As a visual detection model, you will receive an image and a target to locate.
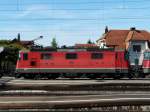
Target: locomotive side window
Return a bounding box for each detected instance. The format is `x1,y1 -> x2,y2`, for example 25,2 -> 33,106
91,53 -> 103,59
133,45 -> 141,52
23,53 -> 28,60
41,53 -> 52,60
66,53 -> 77,59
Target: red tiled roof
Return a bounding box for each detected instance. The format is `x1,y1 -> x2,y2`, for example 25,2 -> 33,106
20,41 -> 34,45
105,30 -> 129,46
99,29 -> 150,50
131,30 -> 150,41
75,44 -> 98,48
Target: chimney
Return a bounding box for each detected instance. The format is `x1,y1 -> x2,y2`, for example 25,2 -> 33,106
130,27 -> 136,31
105,26 -> 109,34
17,33 -> 21,41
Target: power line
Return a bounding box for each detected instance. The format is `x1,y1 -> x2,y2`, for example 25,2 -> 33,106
0,1 -> 148,27
0,0 -> 149,12
0,7 -> 149,12
0,29 -> 101,32
0,0 -> 149,6
17,0 -> 20,11
17,0 -> 150,4
0,17 -> 149,21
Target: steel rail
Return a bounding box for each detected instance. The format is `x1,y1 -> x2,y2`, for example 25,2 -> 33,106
0,96 -> 150,109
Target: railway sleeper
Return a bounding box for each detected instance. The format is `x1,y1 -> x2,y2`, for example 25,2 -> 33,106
14,72 -> 147,80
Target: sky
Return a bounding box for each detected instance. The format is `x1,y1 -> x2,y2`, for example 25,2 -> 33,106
0,0 -> 150,46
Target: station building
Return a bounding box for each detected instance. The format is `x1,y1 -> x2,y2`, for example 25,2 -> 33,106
97,27 -> 150,66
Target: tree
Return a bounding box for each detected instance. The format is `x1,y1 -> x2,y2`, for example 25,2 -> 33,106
87,39 -> 93,44
51,38 -> 58,48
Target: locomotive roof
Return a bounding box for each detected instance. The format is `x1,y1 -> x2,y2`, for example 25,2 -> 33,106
28,47 -> 115,52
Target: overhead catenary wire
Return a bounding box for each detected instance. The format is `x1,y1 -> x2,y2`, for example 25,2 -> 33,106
0,1 -> 149,7
0,0 -> 149,10
0,17 -> 149,21
8,0 -> 150,4
0,0 -> 149,33
0,7 -> 150,11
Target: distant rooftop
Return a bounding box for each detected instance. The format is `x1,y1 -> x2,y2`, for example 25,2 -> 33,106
97,27 -> 150,50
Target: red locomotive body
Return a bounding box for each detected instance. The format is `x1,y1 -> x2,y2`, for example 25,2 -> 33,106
143,50 -> 150,74
15,48 -> 129,79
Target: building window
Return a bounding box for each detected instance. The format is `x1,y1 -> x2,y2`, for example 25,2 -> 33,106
41,53 -> 52,60
23,53 -> 28,60
91,53 -> 103,59
133,45 -> 141,52
66,53 -> 77,59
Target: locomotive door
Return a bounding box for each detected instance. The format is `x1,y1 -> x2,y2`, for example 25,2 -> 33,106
115,52 -> 123,73
30,53 -> 38,68
30,60 -> 37,67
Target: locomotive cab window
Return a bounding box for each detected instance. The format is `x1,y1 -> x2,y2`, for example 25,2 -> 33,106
41,53 -> 52,60
91,53 -> 103,59
66,53 -> 77,59
23,53 -> 28,60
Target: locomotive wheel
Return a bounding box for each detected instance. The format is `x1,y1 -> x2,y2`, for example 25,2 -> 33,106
24,74 -> 31,79
51,76 -> 58,80
24,74 -> 35,79
87,74 -> 96,79
47,74 -> 59,80
63,73 -> 79,79
128,74 -> 133,79
130,73 -> 141,79
34,74 -> 41,80
15,74 -> 21,79
134,73 -> 140,78
113,75 -> 121,80
139,74 -> 145,78
47,75 -> 53,79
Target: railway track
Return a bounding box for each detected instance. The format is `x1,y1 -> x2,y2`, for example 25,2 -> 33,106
0,95 -> 150,110
2,79 -> 150,96
0,107 -> 148,112
3,79 -> 150,91
0,77 -> 13,86
0,90 -> 150,96
1,78 -> 150,111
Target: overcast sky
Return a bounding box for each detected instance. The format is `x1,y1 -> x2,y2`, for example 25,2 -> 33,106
0,0 -> 149,46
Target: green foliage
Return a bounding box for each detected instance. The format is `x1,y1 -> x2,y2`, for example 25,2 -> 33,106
0,40 -> 26,65
87,39 -> 94,44
51,38 -> 58,48
0,40 -> 10,46
0,40 -> 25,49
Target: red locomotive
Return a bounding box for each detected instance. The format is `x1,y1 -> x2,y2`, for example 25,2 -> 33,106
143,50 -> 150,75
15,47 -> 131,79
